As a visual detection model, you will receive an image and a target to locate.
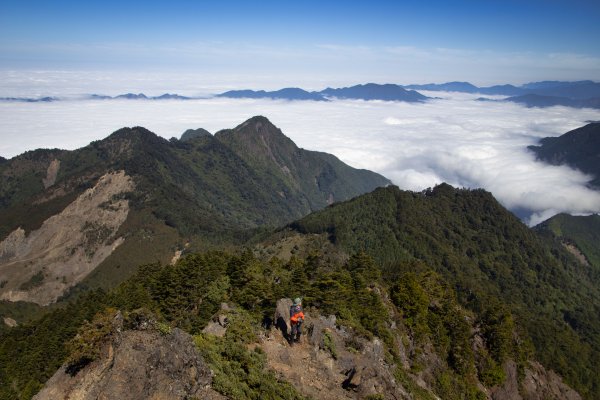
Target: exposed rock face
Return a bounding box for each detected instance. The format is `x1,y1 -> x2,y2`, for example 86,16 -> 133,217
522,361 -> 582,400
490,360 -> 581,400
274,297 -> 293,336
263,301 -> 581,400
0,171 -> 134,305
561,241 -> 590,266
34,327 -> 222,400
262,312 -> 412,399
42,159 -> 60,188
202,303 -> 231,338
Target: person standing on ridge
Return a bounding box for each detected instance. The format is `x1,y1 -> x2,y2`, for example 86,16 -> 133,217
290,297 -> 305,344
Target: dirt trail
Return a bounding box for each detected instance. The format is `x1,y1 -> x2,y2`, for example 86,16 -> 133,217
261,300 -> 410,400
261,325 -> 354,399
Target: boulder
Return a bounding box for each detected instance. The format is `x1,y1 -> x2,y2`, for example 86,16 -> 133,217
202,309 -> 230,338
274,298 -> 293,338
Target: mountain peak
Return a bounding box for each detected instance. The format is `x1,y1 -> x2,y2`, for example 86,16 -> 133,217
180,127 -> 211,142
235,115 -> 279,134
104,126 -> 170,147
215,116 -> 290,144
107,126 -> 156,139
320,83 -> 429,102
215,116 -> 297,162
114,93 -> 148,100
93,126 -> 171,161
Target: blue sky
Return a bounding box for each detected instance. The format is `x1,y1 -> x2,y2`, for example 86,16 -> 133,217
1,0 -> 600,86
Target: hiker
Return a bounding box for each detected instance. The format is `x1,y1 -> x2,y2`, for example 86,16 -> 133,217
290,297 -> 305,343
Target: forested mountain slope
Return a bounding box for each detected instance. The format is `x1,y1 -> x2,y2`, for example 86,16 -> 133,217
285,184 -> 600,398
0,250 -> 582,400
528,122 -> 600,188
535,213 -> 600,269
0,116 -> 389,304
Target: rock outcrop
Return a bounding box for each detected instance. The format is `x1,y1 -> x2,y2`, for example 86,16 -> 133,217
262,304 -> 412,400
42,159 -> 60,189
262,300 -> 580,400
34,325 -> 222,400
202,303 -> 231,338
490,360 -> 581,400
274,297 -> 293,338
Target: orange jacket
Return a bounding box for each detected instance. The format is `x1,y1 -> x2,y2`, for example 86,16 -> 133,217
290,305 -> 304,324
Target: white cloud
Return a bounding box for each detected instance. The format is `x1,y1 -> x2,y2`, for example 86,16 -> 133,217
1,86 -> 599,226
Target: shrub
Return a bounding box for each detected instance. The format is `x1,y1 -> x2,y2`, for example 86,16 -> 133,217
322,330 -> 338,359
65,308 -> 118,375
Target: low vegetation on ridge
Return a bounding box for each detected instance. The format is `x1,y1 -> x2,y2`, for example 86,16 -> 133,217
1,248 -> 541,400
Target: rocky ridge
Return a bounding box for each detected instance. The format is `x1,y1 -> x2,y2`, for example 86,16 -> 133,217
33,312 -> 223,400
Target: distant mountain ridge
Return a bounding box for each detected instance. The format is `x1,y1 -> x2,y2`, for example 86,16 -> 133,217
418,80 -> 600,109
502,94 -> 600,109
0,96 -> 59,102
217,83 -> 430,102
217,88 -> 328,101
319,83 -> 428,101
0,93 -> 193,102
406,79 -> 600,98
91,93 -> 193,100
3,80 -> 598,107
405,81 -> 523,96
216,80 -> 600,107
528,122 -> 600,188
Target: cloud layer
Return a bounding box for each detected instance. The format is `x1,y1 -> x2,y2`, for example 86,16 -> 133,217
1,89 -> 599,225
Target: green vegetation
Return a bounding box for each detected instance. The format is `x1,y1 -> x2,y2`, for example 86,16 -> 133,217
536,213 -> 600,268
0,301 -> 46,333
3,119 -> 385,242
65,307 -> 118,374
528,122 -> 600,187
1,158 -> 599,399
1,118 -> 389,302
322,330 -> 337,359
0,247 -> 527,400
393,366 -> 438,400
194,310 -> 307,400
0,290 -> 109,400
18,271 -> 45,291
290,184 -> 600,399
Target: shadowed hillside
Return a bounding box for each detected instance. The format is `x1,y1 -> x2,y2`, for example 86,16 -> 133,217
528,122 -> 600,188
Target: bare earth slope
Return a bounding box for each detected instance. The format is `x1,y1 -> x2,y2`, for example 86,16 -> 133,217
0,171 -> 134,305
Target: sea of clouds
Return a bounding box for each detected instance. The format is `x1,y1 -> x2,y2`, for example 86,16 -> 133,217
1,76 -> 599,226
